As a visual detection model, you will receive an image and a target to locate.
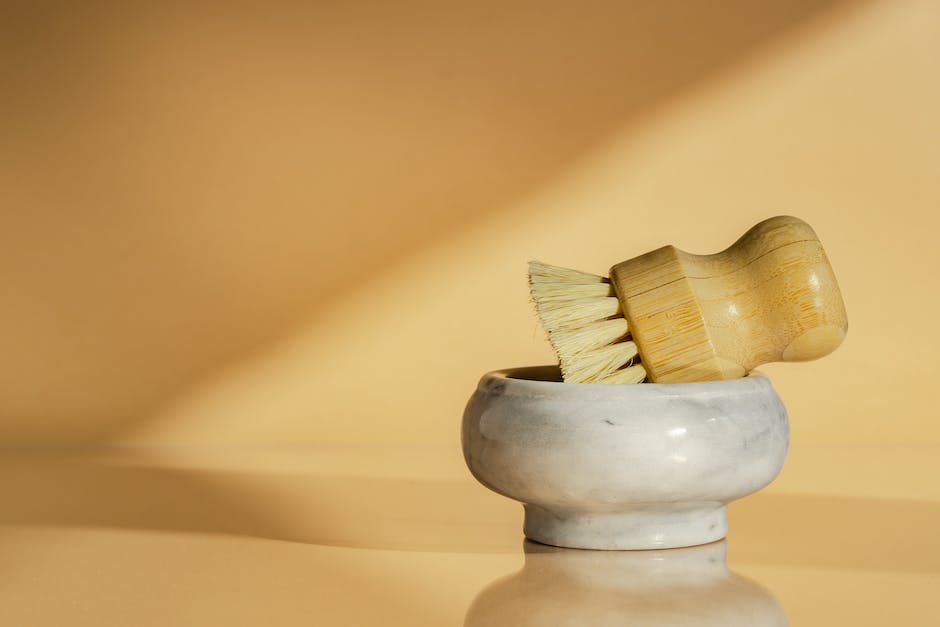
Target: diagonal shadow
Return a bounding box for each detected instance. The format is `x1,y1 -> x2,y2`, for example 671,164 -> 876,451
0,0 -> 857,443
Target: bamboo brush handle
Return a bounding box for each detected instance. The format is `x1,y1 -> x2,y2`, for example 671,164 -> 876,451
609,216 -> 847,383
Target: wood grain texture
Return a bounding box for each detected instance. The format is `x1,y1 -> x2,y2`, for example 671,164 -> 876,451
609,216 -> 847,383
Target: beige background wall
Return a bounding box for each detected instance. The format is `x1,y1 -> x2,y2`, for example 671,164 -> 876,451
1,0 -> 937,449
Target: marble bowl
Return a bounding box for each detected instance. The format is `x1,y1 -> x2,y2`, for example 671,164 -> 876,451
461,366 -> 789,550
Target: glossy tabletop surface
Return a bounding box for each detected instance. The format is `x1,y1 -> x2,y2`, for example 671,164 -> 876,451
1,444 -> 937,626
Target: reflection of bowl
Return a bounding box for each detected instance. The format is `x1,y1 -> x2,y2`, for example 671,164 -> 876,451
465,540 -> 789,626
462,366 -> 788,549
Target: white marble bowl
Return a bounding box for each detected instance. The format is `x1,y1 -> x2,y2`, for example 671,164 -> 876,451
462,366 -> 788,550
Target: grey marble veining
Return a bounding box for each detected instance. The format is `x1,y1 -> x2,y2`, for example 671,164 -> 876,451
462,366 -> 789,550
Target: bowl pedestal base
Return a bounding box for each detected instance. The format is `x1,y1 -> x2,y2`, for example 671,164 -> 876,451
523,502 -> 728,550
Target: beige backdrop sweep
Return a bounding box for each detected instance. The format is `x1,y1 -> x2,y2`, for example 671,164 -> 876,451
1,0 -> 937,449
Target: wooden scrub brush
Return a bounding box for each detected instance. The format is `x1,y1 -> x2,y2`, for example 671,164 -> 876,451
529,216 -> 847,384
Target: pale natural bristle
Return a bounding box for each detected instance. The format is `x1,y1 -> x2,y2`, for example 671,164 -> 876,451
535,297 -> 620,332
528,260 -> 648,384
597,363 -> 647,384
528,260 -> 608,284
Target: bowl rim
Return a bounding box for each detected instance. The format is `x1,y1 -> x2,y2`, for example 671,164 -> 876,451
478,365 -> 772,400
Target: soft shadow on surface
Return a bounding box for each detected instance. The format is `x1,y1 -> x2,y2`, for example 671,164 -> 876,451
0,451 -> 937,571
466,540 -> 789,626
0,0 -> 849,443
729,492 -> 940,574
0,522 -> 448,627
0,452 -> 520,553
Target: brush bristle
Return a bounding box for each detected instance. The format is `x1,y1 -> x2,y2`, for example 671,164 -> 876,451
529,260 -> 648,384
